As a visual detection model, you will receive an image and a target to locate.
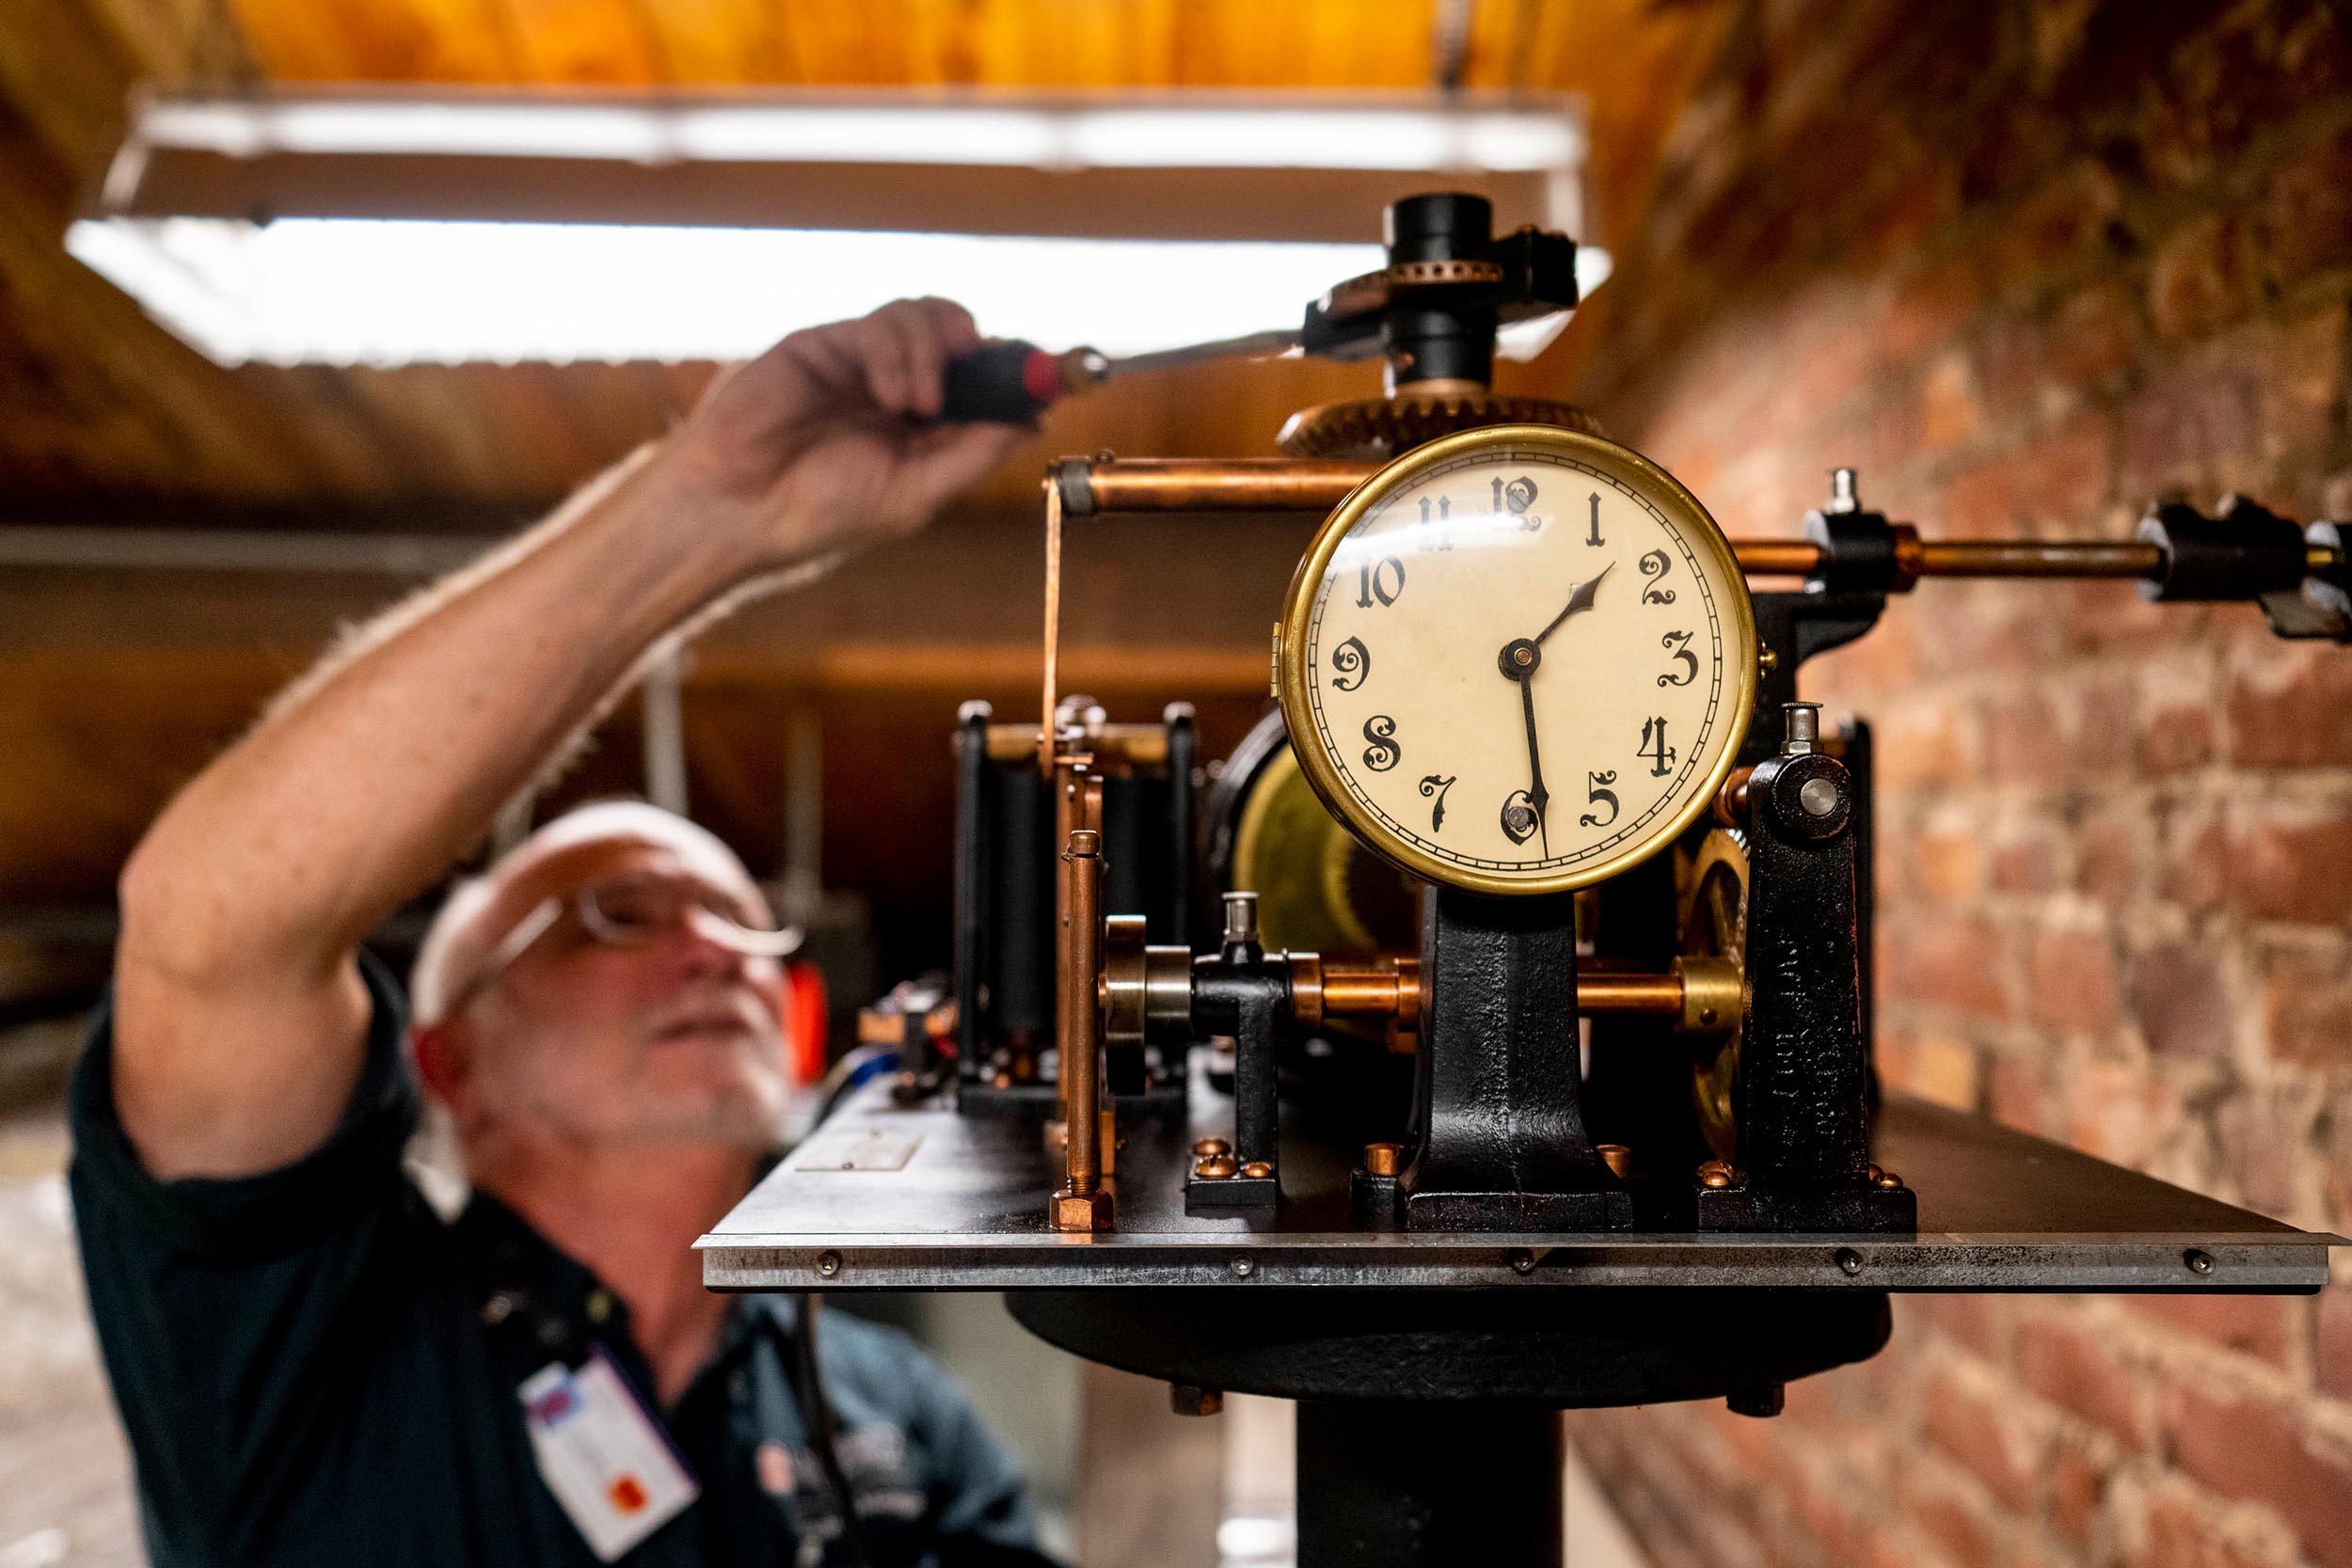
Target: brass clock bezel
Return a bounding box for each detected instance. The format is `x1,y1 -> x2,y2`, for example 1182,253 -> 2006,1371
1274,423 -> 1759,898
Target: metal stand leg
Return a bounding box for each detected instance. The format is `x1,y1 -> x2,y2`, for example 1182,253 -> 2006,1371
1295,1401 -> 1563,1568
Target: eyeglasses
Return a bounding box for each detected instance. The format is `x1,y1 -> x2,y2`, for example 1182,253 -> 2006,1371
445,871 -> 802,1017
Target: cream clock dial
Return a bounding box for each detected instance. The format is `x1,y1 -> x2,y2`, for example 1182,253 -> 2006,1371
1276,425 -> 1758,896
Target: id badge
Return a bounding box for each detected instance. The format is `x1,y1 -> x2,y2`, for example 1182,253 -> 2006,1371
519,1348 -> 700,1560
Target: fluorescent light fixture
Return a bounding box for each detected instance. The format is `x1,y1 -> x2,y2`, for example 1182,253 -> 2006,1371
125,94 -> 1585,173
76,89 -> 1604,368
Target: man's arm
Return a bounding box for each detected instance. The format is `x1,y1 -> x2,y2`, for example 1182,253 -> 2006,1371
112,298 -> 1020,1180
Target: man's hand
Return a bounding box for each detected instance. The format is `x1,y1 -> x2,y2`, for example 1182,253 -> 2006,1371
654,297 -> 1027,570
111,297 -> 1023,1180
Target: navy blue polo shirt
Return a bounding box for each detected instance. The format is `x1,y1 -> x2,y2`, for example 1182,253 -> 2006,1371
69,952 -> 1051,1567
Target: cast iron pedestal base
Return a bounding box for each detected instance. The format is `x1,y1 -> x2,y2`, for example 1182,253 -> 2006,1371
1009,1287 -> 1891,1568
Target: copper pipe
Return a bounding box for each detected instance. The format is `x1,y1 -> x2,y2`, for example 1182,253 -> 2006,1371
1578,973 -> 1686,1014
1066,458 -> 1376,514
1061,828 -> 1104,1197
1320,958 -> 1422,1030
1059,457 -> 2285,586
1732,541 -> 1825,576
1914,539 -> 2163,578
1050,759 -> 1100,1132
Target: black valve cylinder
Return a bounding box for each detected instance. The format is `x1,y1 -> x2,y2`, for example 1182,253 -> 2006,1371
1382,193 -> 1497,390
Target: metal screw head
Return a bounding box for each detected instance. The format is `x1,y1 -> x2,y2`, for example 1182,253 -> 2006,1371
1221,891 -> 1260,947
1509,1248 -> 1537,1275
1195,1154 -> 1238,1180
2185,1248 -> 2217,1276
1836,1248 -> 1864,1275
1758,645 -> 1780,673
1873,1169 -> 1904,1191
1193,1137 -> 1232,1159
1241,1161 -> 1275,1179
1229,1256 -> 1256,1278
1799,776 -> 1842,817
1827,467 -> 1860,514
1781,702 -> 1821,756
816,1250 -> 844,1278
1696,1160 -> 1735,1190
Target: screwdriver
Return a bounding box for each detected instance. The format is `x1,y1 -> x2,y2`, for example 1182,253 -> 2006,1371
936,328 -> 1302,424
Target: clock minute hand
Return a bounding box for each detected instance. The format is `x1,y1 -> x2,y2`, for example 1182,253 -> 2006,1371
1534,560 -> 1614,646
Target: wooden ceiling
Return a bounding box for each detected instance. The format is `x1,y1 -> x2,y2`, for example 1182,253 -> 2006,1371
0,0 -> 1729,512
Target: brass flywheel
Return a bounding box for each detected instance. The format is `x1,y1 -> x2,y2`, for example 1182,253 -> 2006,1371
1677,829 -> 1749,1165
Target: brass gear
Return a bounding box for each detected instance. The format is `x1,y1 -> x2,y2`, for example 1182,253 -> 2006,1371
1277,390 -> 1604,458
1677,829 -> 1750,1165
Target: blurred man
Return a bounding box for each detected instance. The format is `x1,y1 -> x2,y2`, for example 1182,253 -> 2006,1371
71,300 -> 1049,1565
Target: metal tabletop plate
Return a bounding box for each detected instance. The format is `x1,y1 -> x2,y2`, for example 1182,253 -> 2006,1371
702,1080 -> 2343,1293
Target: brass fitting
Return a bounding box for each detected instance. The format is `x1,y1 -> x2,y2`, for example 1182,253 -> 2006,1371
1675,957 -> 1743,1035
1287,955 -> 1422,1036
1362,1142 -> 1403,1177
1052,1186 -> 1116,1231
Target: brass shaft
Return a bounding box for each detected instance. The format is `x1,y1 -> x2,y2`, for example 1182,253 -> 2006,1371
1062,828 -> 1104,1196
1062,457 -> 2329,583
1914,539 -> 2163,578
1066,458 -> 1376,514
1577,973 -> 1686,1013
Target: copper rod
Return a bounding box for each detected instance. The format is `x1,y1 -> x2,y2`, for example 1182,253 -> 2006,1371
1062,828 -> 1104,1196
1578,973 -> 1685,1014
1069,458 -> 1376,513
1321,965 -> 1411,1021
1038,479 -> 1063,774
1732,541 -> 1825,575
1913,540 -> 2163,578
1061,458 -> 2342,583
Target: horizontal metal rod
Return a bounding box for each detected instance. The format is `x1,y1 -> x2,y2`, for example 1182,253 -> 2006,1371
1059,459 -> 2346,583
1576,973 -> 1685,1013
1913,539 -> 2161,578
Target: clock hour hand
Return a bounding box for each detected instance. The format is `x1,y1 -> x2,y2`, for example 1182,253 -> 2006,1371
1533,560 -> 1614,646
1518,674 -> 1549,856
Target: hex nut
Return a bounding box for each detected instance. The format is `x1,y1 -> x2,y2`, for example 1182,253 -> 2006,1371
1052,1187 -> 1115,1231
1169,1384 -> 1224,1418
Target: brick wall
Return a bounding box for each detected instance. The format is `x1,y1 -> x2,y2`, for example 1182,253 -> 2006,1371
1563,4 -> 2352,1565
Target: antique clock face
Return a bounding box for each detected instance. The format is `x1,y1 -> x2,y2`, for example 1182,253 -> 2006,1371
1276,425 -> 1758,896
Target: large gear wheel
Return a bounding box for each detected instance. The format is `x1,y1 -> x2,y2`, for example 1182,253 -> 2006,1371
1277,390 -> 1604,458
1678,829 -> 1750,1166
